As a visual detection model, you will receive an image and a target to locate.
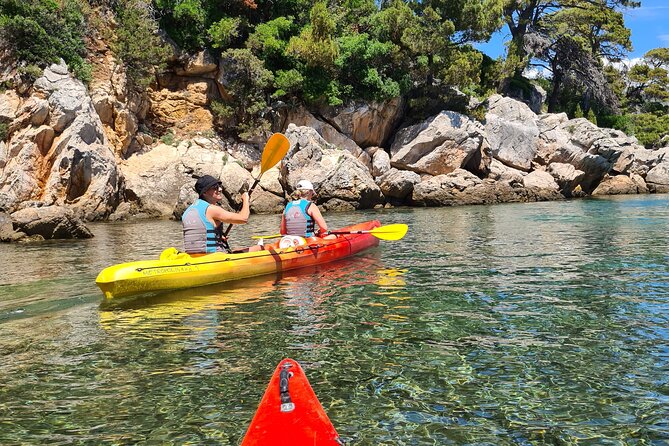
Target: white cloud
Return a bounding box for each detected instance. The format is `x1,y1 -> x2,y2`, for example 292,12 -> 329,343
659,34 -> 669,44
523,66 -> 550,79
606,58 -> 643,71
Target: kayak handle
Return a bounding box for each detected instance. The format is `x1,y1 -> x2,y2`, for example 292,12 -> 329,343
279,362 -> 295,413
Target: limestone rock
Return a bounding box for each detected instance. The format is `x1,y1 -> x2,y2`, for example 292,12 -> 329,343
547,162 -> 585,197
390,111 -> 487,175
485,94 -> 539,171
412,169 -> 561,206
282,124 -> 383,209
120,143 -> 189,218
376,168 -> 421,200
523,170 -> 559,191
487,158 -> 525,185
317,98 -> 405,147
1,61 -> 119,221
11,205 -> 93,239
176,50 -> 218,76
149,76 -> 215,136
370,147 -> 391,178
645,162 -> 669,193
0,89 -> 20,122
592,174 -> 647,195
285,106 -> 363,157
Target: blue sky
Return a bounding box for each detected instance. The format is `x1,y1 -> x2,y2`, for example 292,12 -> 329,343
475,0 -> 669,61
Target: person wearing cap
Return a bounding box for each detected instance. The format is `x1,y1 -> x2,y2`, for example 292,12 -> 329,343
280,179 -> 331,238
182,174 -> 252,254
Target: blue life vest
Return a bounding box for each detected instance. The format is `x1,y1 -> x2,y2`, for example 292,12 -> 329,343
182,199 -> 229,253
283,199 -> 315,237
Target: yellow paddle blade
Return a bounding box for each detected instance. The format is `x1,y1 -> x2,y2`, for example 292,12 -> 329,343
251,234 -> 282,240
369,224 -> 408,241
260,133 -> 290,174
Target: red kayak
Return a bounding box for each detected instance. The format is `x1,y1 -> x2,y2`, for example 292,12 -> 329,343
241,359 -> 342,445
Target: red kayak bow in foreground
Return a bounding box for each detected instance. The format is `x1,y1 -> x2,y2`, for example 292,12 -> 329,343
241,358 -> 342,445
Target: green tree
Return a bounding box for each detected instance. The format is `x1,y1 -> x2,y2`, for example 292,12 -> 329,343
0,0 -> 91,80
216,48 -> 273,138
208,16 -> 241,49
501,0 -> 638,78
112,0 -> 170,88
627,48 -> 669,110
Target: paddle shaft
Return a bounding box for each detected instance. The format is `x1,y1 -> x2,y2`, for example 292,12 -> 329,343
223,177 -> 260,238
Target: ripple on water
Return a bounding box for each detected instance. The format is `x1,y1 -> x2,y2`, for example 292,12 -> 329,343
1,201 -> 669,444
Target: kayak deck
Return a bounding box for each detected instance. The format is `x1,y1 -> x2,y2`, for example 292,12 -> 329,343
96,220 -> 381,299
241,358 -> 341,445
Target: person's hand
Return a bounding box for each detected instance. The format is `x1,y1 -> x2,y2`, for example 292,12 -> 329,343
240,191 -> 249,202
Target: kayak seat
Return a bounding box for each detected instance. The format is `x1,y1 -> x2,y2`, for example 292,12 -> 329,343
279,235 -> 306,249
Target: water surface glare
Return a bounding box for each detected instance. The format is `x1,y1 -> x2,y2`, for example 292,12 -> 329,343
1,195 -> 668,444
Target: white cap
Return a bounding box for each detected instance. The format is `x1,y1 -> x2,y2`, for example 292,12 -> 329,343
296,179 -> 315,191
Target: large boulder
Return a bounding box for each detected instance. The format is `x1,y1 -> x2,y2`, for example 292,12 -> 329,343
285,106 -> 363,157
547,162 -> 586,197
119,143 -> 189,218
390,111 -> 488,176
592,174 -> 648,195
376,168 -> 421,200
368,147 -> 391,178
282,124 -> 383,210
11,205 -> 93,239
176,50 -> 218,76
317,98 -> 405,148
485,94 -> 539,171
0,61 -> 119,221
536,118 -> 626,192
487,158 -> 525,185
523,170 -> 559,191
249,165 -> 285,214
412,169 -> 561,206
645,162 -> 669,193
612,146 -> 668,177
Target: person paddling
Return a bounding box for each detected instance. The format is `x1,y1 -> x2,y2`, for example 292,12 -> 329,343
280,179 -> 332,239
182,175 -> 257,254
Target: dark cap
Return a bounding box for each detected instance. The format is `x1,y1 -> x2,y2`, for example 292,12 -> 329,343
194,175 -> 222,196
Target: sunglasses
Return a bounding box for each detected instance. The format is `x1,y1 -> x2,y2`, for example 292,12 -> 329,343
208,186 -> 223,193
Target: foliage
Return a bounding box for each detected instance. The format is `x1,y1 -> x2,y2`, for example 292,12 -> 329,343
628,113 -> 669,148
17,64 -> 43,83
626,48 -> 669,110
208,16 -> 241,50
111,0 -> 170,89
160,129 -> 176,145
0,122 -> 7,141
217,48 -> 273,138
287,2 -> 338,72
0,0 -> 90,80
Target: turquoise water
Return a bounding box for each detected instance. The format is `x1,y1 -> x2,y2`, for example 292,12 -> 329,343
0,195 -> 667,445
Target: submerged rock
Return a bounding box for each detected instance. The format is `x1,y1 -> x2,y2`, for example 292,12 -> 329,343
10,205 -> 93,240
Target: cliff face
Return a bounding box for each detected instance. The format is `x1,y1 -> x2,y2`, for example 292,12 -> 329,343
1,53 -> 669,231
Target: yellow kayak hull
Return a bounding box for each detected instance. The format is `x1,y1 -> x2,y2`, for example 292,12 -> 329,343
96,221 -> 381,299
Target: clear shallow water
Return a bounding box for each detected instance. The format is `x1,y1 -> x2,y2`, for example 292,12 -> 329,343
1,196 -> 668,445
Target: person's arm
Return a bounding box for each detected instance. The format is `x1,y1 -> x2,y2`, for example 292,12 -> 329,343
307,204 -> 328,233
208,193 -> 250,225
280,213 -> 287,235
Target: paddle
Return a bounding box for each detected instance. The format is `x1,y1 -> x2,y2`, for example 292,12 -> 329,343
252,224 -> 408,241
223,133 -> 290,238
327,223 -> 408,241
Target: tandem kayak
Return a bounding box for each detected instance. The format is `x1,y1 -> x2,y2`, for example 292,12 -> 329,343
241,358 -> 342,446
96,220 -> 382,299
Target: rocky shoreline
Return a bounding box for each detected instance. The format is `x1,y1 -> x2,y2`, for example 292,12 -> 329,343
1,61 -> 668,242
